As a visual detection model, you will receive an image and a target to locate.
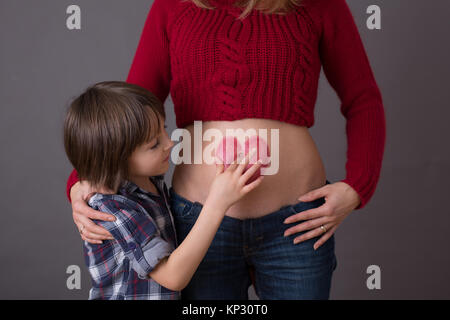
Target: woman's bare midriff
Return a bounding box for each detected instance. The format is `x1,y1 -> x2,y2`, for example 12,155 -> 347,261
171,119 -> 327,219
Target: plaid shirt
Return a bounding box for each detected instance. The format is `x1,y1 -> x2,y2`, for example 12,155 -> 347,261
84,174 -> 180,300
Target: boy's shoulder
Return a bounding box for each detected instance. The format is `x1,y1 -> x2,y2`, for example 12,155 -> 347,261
88,192 -> 131,208
87,193 -> 148,217
86,193 -> 161,235
88,175 -> 169,212
86,175 -> 170,214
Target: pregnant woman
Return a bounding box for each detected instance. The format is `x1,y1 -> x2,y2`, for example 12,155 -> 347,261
66,0 -> 386,299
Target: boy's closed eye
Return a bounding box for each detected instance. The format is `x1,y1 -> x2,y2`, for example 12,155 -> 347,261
150,141 -> 159,149
149,124 -> 167,149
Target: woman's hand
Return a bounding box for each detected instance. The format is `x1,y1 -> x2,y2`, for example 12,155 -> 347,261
70,180 -> 116,244
283,181 -> 361,250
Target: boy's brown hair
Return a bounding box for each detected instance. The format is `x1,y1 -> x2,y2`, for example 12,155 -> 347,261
63,81 -> 165,193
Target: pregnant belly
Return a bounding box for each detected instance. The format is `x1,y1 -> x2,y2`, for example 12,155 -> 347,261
215,133 -> 271,184
171,118 -> 327,219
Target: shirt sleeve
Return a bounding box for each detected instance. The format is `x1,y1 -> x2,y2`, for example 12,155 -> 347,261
126,0 -> 172,104
66,168 -> 79,204
318,0 -> 386,210
91,196 -> 174,279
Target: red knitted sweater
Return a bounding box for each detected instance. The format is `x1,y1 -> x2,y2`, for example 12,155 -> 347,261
66,0 -> 386,210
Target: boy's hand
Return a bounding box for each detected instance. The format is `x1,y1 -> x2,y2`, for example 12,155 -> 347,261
206,149 -> 265,212
70,181 -> 115,244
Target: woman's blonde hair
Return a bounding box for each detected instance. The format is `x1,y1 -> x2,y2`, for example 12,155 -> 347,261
186,0 -> 304,20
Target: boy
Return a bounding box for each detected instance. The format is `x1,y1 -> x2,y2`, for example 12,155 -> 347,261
63,81 -> 263,299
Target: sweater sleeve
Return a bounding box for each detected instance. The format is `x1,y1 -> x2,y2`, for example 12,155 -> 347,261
66,168 -> 79,203
318,0 -> 386,210
126,0 -> 172,104
66,0 -> 172,204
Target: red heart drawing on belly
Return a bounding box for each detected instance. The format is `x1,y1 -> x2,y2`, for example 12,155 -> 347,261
215,135 -> 271,185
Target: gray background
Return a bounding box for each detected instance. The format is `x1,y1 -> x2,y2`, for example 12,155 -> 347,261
1,0 -> 449,299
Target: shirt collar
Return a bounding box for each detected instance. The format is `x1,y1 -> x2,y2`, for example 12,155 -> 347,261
119,175 -> 165,196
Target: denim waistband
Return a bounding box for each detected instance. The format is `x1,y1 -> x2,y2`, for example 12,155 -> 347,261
169,179 -> 331,230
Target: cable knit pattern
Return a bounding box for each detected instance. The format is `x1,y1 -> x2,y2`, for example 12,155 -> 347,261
66,0 -> 386,210
167,0 -> 325,127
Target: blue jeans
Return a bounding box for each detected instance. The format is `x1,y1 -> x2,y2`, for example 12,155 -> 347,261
169,179 -> 337,300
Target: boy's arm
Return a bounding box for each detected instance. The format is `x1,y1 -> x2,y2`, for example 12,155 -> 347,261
147,198 -> 227,291
89,196 -> 177,289
90,194 -> 228,292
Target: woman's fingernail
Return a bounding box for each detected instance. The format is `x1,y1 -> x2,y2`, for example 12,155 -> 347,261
284,219 -> 290,224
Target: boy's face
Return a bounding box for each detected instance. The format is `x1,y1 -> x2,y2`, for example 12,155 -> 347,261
128,117 -> 174,178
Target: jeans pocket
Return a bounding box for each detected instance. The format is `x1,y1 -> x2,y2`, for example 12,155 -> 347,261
171,201 -> 193,218
169,189 -> 200,220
